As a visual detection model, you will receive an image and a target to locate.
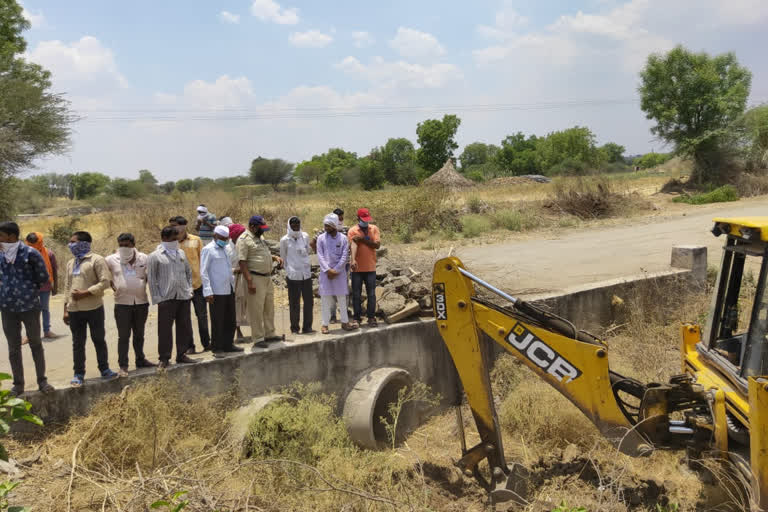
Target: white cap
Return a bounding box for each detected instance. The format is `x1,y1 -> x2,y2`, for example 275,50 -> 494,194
197,205 -> 208,213
220,216 -> 233,226
323,213 -> 339,227
213,225 -> 229,238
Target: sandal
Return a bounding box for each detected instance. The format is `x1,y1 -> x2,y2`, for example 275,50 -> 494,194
341,322 -> 359,331
70,374 -> 85,387
321,326 -> 330,334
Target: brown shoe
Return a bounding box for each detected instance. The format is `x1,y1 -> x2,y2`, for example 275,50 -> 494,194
176,354 -> 199,364
118,367 -> 129,377
341,322 -> 359,331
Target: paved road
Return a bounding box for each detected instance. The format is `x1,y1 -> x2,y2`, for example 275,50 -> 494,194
456,196 -> 768,296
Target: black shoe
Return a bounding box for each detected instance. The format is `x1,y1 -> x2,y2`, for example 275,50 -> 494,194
157,360 -> 170,370
38,382 -> 55,394
136,359 -> 158,368
222,346 -> 245,353
290,329 -> 300,334
253,340 -> 269,349
302,328 -> 317,334
186,347 -> 198,355
265,335 -> 283,343
202,345 -> 212,352
212,351 -> 226,359
176,354 -> 199,364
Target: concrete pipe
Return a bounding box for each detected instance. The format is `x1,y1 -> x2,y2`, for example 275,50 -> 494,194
343,367 -> 416,449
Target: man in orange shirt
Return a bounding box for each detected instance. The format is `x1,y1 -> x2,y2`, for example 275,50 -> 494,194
348,208 -> 381,327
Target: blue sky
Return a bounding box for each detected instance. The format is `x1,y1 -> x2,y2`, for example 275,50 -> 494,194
19,0 -> 768,181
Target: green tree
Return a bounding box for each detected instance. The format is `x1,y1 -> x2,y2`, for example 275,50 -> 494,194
249,157 -> 294,190
639,45 -> 752,183
494,133 -> 541,175
0,0 -> 74,216
159,181 -> 176,193
536,126 -> 600,172
109,178 -> 144,198
416,114 -> 461,175
633,152 -> 672,169
359,152 -> 386,190
379,138 -> 416,184
175,179 -> 195,192
294,161 -> 325,184
72,172 -> 110,199
734,104 -> 768,169
322,168 -> 342,189
459,142 -> 499,170
138,169 -> 157,186
599,142 -> 626,164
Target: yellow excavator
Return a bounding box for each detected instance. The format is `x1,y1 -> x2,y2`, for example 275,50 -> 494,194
431,217 -> 768,510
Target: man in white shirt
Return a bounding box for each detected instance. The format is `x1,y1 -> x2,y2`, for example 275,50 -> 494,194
105,233 -> 157,376
280,216 -> 314,334
201,225 -> 244,357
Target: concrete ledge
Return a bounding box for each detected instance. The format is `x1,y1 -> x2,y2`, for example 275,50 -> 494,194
27,319 -> 459,424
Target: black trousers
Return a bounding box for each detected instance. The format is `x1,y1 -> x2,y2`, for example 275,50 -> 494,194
114,303 -> 149,369
210,293 -> 236,351
2,309 -> 48,388
69,306 -> 110,376
351,271 -> 377,321
191,286 -> 211,349
157,299 -> 193,363
286,278 -> 313,332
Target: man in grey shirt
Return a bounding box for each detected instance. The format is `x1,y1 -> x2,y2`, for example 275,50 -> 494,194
147,225 -> 198,368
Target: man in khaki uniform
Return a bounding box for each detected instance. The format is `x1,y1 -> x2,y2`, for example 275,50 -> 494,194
237,215 -> 283,348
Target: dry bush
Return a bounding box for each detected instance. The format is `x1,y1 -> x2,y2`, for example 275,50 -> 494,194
547,177 -> 651,219
734,170 -> 768,197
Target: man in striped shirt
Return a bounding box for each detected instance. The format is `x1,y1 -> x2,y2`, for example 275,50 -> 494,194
147,226 -> 199,369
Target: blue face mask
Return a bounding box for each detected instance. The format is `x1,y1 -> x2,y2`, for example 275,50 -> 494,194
215,239 -> 228,248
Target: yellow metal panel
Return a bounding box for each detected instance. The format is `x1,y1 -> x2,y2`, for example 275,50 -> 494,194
748,378 -> 768,511
712,216 -> 768,241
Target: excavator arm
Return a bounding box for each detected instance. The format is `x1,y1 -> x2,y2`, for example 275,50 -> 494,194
432,257 -> 696,505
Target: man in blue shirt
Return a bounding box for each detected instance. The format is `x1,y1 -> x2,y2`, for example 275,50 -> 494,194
195,205 -> 218,244
0,222 -> 55,396
200,225 -> 243,357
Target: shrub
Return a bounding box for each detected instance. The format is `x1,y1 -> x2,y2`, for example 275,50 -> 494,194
466,196 -> 491,214
51,217 -> 80,244
491,209 -> 539,231
734,172 -> 768,197
460,214 -> 492,238
672,185 -> 739,205
466,170 -> 485,183
548,177 -> 618,218
547,157 -> 590,176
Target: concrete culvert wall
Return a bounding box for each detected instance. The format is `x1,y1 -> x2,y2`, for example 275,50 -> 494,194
343,367 -> 419,449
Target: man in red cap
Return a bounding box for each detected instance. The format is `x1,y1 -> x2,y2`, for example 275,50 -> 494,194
348,208 -> 381,327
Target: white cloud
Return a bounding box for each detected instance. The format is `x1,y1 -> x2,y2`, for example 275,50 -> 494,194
176,75 -> 254,109
389,27 -> 445,59
289,30 -> 333,48
250,0 -> 299,25
336,56 -> 461,89
352,31 -> 375,48
477,3 -> 528,40
20,2 -> 44,29
26,36 -> 128,93
218,10 -> 240,24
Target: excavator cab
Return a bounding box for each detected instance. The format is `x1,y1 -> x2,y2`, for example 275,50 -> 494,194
432,216 -> 768,510
705,217 -> 768,380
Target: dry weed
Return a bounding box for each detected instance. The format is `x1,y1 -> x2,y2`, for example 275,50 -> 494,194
547,177 -> 652,220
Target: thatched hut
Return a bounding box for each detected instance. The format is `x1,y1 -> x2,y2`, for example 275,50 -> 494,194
422,159 -> 474,188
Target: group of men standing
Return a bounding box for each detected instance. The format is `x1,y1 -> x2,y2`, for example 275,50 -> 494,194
0,204 -> 381,394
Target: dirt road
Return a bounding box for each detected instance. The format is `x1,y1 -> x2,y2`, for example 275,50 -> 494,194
456,196 -> 768,297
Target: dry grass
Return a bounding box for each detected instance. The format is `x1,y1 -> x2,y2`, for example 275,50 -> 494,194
547,177 -> 653,220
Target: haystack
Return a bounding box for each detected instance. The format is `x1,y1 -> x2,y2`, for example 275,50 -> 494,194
422,159 -> 474,188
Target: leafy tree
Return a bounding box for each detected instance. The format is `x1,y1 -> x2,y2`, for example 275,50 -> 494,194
459,142 -> 498,170
599,143 -> 626,164
72,172 -> 110,199
536,126 -> 600,172
138,169 -> 158,185
324,148 -> 358,172
322,168 -> 343,189
175,179 -> 196,192
294,161 -> 325,184
159,181 -> 176,193
639,45 -> 752,183
733,104 -> 768,170
249,157 -> 294,190
494,133 -> 541,176
416,114 -> 461,175
633,152 -> 672,169
0,0 -> 74,215
359,152 -> 386,190
109,178 -> 144,198
379,138 -> 416,184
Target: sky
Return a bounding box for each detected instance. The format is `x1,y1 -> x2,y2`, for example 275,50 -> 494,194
18,0 -> 768,181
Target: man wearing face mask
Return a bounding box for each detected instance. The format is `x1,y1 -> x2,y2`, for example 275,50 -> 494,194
280,216 -> 314,335
317,213 -> 358,334
147,226 -> 198,369
236,215 -> 283,349
0,222 -> 54,396
348,208 -> 381,328
64,231 -> 118,387
200,225 -> 244,357
105,233 -> 156,377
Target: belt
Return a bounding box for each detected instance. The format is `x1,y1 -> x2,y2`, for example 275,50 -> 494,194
249,271 -> 270,276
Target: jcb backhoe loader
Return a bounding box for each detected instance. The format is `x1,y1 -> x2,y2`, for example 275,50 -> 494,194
431,216 -> 768,509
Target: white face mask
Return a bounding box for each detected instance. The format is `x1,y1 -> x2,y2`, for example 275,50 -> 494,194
1,241 -> 21,263
118,247 -> 135,262
161,241 -> 179,253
